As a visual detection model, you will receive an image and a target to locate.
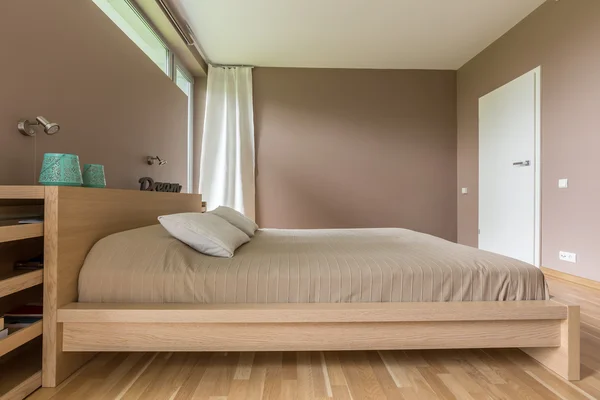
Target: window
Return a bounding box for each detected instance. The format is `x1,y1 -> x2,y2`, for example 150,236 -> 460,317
92,0 -> 169,74
93,0 -> 196,192
175,65 -> 194,191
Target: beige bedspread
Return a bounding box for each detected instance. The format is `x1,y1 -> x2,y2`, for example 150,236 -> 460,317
78,225 -> 548,303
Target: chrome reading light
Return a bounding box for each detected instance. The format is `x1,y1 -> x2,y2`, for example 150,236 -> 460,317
18,116 -> 60,136
147,156 -> 167,166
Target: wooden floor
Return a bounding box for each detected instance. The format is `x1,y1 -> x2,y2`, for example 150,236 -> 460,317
30,276 -> 600,400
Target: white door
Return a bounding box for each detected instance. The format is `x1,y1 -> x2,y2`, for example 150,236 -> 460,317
479,68 -> 540,266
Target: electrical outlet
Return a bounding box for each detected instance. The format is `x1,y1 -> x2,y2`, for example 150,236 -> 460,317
559,251 -> 577,263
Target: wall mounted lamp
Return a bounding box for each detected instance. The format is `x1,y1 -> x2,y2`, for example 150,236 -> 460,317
18,116 -> 60,137
147,156 -> 167,166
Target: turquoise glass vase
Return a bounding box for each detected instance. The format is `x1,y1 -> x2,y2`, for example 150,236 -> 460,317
38,153 -> 83,186
82,164 -> 106,188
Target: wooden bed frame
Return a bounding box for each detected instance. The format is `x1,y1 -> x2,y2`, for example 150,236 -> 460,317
41,187 -> 580,387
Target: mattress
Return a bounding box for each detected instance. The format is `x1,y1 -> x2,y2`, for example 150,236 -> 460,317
78,225 -> 549,303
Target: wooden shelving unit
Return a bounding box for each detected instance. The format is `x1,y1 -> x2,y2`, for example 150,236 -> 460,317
0,320 -> 42,358
0,340 -> 42,400
0,270 -> 43,302
0,186 -> 45,400
0,186 -> 44,200
0,222 -> 43,244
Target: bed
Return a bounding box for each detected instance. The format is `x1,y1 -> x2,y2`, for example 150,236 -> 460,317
41,187 -> 580,388
78,225 -> 549,304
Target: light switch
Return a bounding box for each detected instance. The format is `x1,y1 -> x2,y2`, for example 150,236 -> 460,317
558,179 -> 568,189
461,188 -> 468,194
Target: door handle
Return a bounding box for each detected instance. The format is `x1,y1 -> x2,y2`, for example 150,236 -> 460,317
513,160 -> 531,167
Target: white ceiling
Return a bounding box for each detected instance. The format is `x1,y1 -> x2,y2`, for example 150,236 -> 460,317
174,0 -> 545,70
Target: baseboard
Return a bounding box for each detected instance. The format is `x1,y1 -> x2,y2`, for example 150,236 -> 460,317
541,267 -> 600,291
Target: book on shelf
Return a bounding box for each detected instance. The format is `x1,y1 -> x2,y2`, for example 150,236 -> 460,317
3,317 -> 42,333
13,254 -> 43,271
0,328 -> 7,339
18,218 -> 43,224
4,304 -> 42,318
0,316 -> 3,330
4,316 -> 41,324
2,304 -> 42,333
5,320 -> 41,330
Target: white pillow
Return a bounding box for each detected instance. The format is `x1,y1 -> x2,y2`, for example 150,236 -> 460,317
158,213 -> 249,258
209,206 -> 258,237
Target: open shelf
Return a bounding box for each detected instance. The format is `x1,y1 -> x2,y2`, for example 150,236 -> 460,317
0,270 -> 43,299
0,223 -> 43,244
0,205 -> 43,221
0,186 -> 45,400
0,186 -> 44,200
0,339 -> 42,400
0,320 -> 43,358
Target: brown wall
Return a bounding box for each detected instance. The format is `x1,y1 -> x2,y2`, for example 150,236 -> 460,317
0,1 -> 188,191
254,68 -> 457,241
458,0 -> 600,280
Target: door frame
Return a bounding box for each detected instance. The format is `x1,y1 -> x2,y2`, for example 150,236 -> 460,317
533,66 -> 541,268
478,66 -> 542,267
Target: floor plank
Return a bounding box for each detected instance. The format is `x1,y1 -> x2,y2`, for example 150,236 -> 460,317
30,276 -> 600,399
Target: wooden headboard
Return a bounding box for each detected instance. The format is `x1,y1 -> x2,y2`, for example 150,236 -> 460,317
43,187 -> 203,386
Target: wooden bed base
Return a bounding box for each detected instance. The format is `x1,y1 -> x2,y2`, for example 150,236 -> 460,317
42,187 -> 581,387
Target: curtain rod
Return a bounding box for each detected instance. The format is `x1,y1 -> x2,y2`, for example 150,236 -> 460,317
210,64 -> 255,69
154,0 -> 195,46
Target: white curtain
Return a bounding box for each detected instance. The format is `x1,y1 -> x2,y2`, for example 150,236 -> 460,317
199,66 -> 255,219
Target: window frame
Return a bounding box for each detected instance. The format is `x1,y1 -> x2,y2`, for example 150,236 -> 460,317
93,0 -> 196,192
125,0 -> 171,75
173,57 -> 195,192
